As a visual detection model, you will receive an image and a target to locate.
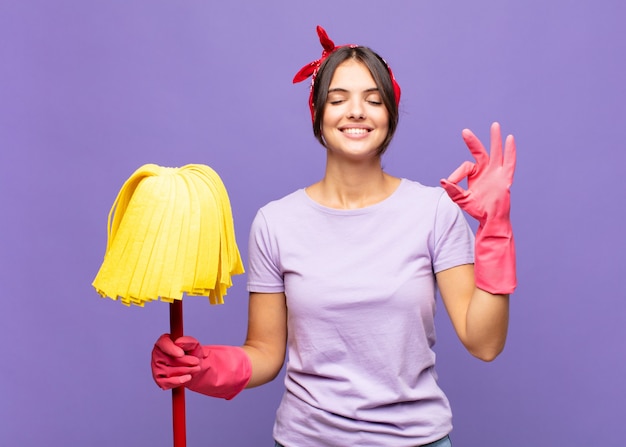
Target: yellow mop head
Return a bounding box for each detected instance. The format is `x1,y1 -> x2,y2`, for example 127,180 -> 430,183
92,164 -> 244,307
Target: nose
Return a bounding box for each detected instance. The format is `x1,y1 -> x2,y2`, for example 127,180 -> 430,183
347,99 -> 366,119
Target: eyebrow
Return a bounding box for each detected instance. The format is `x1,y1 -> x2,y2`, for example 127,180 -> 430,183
328,87 -> 380,94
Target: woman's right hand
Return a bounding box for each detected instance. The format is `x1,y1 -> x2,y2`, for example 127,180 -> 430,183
151,334 -> 253,399
151,333 -> 204,390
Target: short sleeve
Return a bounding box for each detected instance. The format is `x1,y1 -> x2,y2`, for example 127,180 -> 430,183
432,191 -> 475,273
246,209 -> 285,293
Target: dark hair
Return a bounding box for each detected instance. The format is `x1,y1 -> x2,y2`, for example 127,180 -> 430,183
311,46 -> 399,155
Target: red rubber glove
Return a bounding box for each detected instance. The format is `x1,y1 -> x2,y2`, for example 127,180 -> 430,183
440,122 -> 517,295
151,334 -> 252,400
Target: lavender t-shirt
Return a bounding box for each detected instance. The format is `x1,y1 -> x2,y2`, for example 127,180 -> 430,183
247,179 -> 475,447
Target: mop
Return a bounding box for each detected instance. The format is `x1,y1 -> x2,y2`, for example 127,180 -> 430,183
92,163 -> 244,447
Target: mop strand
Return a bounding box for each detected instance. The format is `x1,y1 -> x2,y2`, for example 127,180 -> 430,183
92,163 -> 244,306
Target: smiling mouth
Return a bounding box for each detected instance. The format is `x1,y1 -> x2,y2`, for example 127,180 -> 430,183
342,128 -> 370,135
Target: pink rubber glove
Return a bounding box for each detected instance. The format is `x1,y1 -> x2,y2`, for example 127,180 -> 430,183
151,334 -> 203,389
151,334 -> 252,400
440,122 -> 517,295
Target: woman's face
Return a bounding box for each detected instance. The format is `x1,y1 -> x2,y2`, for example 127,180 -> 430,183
321,59 -> 389,160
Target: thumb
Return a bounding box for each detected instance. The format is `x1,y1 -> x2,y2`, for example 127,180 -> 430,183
154,334 -> 185,358
440,178 -> 467,203
175,336 -> 205,358
174,336 -> 200,350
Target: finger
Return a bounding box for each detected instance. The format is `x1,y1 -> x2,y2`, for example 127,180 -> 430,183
444,161 -> 476,185
461,128 -> 489,167
440,178 -> 467,203
156,374 -> 193,390
156,354 -> 201,368
154,363 -> 201,376
154,334 -> 185,358
503,134 -> 516,183
489,122 -> 503,166
174,336 -> 201,352
175,337 -> 205,359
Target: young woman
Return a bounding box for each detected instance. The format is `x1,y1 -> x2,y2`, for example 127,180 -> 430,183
152,26 -> 516,447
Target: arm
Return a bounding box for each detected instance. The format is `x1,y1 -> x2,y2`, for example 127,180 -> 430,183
242,291 -> 288,388
438,122 -> 516,361
437,264 -> 509,361
151,291 -> 287,398
152,207 -> 289,397
440,122 -> 517,295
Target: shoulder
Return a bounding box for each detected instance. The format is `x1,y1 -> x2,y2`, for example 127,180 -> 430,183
396,178 -> 448,204
394,179 -> 466,228
250,189 -> 311,234
256,189 -> 307,217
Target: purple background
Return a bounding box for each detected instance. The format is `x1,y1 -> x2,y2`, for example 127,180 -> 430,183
1,1 -> 625,446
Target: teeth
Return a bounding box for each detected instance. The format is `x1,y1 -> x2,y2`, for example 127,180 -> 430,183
343,128 -> 368,135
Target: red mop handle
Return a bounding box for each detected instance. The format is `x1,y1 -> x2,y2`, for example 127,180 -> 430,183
170,300 -> 186,447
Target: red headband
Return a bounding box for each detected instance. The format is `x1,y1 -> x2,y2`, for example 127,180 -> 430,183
292,26 -> 401,121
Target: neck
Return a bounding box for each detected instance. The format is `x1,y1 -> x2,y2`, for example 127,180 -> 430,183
307,159 -> 400,209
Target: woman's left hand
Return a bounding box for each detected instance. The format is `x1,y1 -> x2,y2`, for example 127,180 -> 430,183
440,122 -> 516,225
440,122 -> 517,295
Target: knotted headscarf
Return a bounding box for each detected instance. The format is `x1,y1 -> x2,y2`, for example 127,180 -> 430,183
292,26 -> 401,121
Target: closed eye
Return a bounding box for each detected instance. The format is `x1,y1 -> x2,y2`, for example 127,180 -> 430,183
365,92 -> 383,105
